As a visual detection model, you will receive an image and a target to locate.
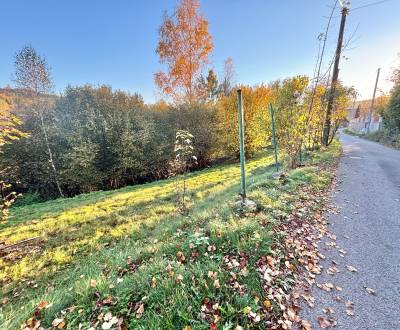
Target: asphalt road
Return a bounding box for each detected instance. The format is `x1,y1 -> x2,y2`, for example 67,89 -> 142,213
301,132 -> 400,329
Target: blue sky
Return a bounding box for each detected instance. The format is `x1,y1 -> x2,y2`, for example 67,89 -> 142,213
1,0 -> 399,102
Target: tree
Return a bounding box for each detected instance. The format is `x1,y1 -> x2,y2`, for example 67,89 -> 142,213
0,94 -> 25,222
53,85 -> 159,193
383,85 -> 400,133
220,57 -> 236,96
155,0 -> 213,103
196,69 -> 219,102
0,94 -> 25,147
13,45 -> 64,197
172,129 -> 196,213
216,84 -> 274,157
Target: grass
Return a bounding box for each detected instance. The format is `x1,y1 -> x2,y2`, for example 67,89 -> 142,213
0,141 -> 341,329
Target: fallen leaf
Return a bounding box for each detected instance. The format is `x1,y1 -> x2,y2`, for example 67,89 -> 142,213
301,319 -> 312,330
346,265 -> 358,273
176,274 -> 184,283
37,300 -> 49,310
365,287 -> 376,295
90,279 -> 97,287
323,307 -> 334,315
263,299 -> 272,309
136,303 -> 144,319
317,316 -> 332,328
52,318 -> 65,329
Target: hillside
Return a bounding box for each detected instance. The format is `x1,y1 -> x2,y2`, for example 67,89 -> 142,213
0,143 -> 340,329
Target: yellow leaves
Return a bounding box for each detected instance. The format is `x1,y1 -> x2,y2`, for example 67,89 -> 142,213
90,279 -> 97,287
243,306 -> 251,315
263,299 -> 272,309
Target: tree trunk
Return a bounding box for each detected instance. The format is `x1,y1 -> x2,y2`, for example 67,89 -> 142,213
39,113 -> 64,198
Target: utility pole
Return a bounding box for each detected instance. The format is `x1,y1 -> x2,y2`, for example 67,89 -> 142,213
367,68 -> 381,133
322,4 -> 349,146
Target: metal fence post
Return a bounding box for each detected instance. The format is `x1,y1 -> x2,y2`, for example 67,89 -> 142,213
269,104 -> 279,172
237,89 -> 246,199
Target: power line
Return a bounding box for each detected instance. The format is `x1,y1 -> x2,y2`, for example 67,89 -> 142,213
351,0 -> 393,11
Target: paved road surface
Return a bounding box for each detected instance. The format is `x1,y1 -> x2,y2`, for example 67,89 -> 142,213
301,133 -> 400,329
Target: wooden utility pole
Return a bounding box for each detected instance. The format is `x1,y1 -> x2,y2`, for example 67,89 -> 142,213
367,68 -> 381,133
322,5 -> 349,146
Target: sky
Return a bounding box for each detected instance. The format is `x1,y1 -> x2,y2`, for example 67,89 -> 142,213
1,0 -> 399,102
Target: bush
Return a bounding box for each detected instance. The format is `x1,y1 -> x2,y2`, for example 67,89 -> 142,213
13,191 -> 43,207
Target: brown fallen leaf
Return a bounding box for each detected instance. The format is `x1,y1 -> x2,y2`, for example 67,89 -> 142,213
37,300 -> 49,310
52,318 -> 65,329
301,319 -> 312,330
365,287 -> 376,295
327,266 -> 340,275
346,265 -> 357,272
136,303 -> 144,319
345,300 -> 354,308
317,282 -> 334,292
323,307 -> 335,315
317,316 -> 332,328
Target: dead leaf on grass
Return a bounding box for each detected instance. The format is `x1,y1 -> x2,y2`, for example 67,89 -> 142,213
52,318 -> 65,329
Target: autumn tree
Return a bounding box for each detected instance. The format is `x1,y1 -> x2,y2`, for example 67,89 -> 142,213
196,69 -> 219,102
0,94 -> 25,222
217,84 -> 274,157
0,94 -> 25,147
13,45 -> 64,197
155,0 -> 213,103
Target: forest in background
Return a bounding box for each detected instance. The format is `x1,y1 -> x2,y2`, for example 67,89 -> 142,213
0,0 -> 354,207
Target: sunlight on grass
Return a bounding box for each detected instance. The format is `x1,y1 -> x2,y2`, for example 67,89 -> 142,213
0,154 -> 273,284
0,144 -> 342,329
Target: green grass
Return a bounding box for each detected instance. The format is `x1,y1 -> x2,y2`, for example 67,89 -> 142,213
0,141 -> 341,329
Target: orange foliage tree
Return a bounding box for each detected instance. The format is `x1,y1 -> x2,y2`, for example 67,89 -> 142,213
155,0 -> 213,103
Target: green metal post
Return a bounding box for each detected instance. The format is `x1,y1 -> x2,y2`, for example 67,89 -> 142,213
269,104 -> 279,172
237,89 -> 246,199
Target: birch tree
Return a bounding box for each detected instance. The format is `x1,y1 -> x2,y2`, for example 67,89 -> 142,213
13,45 -> 64,197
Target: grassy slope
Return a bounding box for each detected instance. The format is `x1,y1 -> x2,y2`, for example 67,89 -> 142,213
0,142 -> 341,329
